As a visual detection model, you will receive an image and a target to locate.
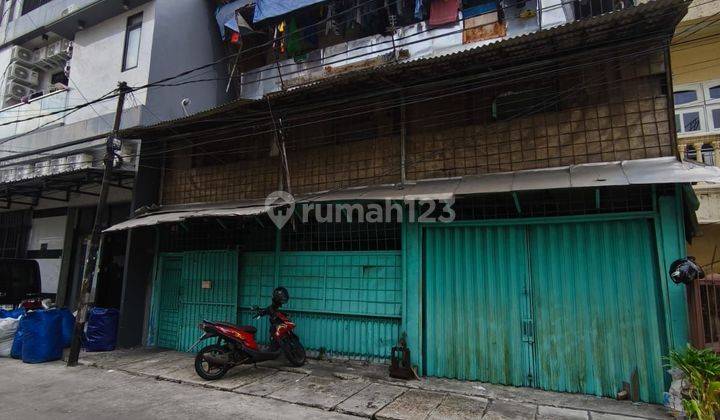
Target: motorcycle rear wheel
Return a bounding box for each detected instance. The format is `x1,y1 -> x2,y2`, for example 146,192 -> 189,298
280,335 -> 306,367
194,344 -> 230,380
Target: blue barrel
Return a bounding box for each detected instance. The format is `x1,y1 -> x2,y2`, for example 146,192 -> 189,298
83,307 -> 119,352
21,310 -> 63,363
58,308 -> 75,348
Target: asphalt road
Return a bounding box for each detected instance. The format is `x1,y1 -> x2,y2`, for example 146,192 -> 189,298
0,358 -> 360,420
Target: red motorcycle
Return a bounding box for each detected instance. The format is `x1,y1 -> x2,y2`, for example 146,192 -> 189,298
190,287 -> 306,380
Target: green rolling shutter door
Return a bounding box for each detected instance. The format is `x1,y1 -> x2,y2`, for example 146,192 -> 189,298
423,219 -> 667,402
424,225 -> 533,385
529,220 -> 666,402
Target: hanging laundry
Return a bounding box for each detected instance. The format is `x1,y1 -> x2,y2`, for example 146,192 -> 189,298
414,0 -> 426,20
273,21 -> 286,55
429,0 -> 460,27
286,18 -> 302,57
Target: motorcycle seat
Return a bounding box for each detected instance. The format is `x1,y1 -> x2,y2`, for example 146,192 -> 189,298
212,321 -> 257,334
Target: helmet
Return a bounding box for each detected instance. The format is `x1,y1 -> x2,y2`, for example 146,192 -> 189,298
669,257 -> 705,285
272,286 -> 289,305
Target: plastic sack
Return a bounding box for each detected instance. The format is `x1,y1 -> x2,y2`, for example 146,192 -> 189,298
10,319 -> 25,359
57,308 -> 75,348
21,310 -> 63,364
664,368 -> 687,415
0,308 -> 24,319
83,307 -> 119,352
0,317 -> 19,357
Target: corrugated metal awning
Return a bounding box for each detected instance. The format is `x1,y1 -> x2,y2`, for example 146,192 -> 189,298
104,157 -> 720,232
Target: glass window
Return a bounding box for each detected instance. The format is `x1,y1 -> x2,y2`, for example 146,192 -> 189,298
685,144 -> 697,160
122,13 -> 143,71
712,108 -> 720,130
708,84 -> 720,100
683,111 -> 701,132
701,144 -> 715,166
675,114 -> 681,133
674,90 -> 699,105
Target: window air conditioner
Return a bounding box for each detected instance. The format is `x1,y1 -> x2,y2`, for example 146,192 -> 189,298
4,82 -> 36,102
66,153 -> 93,171
7,63 -> 39,86
10,46 -> 35,65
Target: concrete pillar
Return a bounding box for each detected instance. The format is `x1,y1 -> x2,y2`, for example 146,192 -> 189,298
694,142 -> 704,163
117,139 -> 164,347
678,143 -> 687,161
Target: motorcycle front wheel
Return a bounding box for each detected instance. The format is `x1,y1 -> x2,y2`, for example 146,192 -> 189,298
194,344 -> 230,380
280,334 -> 306,367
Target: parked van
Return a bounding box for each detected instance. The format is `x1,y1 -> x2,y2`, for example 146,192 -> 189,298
0,259 -> 41,306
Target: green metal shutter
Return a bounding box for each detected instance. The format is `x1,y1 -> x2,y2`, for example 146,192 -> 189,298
156,255 -> 183,350
528,220 -> 666,403
238,251 -> 402,359
175,250 -> 239,351
423,226 -> 532,385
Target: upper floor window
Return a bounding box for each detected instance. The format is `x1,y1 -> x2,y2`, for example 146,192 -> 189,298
674,89 -> 700,106
701,143 -> 715,166
675,80 -> 720,136
21,0 -> 51,16
122,13 -> 143,71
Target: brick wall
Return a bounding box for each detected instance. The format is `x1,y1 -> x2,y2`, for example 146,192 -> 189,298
161,52 -> 674,205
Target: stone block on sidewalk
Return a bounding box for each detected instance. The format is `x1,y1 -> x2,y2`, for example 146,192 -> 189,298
335,383 -> 406,417
537,405 -> 589,420
267,375 -> 369,410
375,389 -> 446,420
234,371 -> 308,396
428,394 -> 489,420
483,400 -> 537,420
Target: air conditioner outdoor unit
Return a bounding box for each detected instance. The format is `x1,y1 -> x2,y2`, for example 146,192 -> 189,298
34,160 -> 52,177
7,63 -> 39,86
41,39 -> 72,68
3,82 -> 36,102
10,46 -> 35,65
66,153 -> 93,171
32,47 -> 53,70
50,157 -> 68,175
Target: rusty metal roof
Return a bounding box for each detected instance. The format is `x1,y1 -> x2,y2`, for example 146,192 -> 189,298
122,0 -> 689,138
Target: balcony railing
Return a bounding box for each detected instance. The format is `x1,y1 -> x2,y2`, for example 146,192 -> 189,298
0,89 -> 69,140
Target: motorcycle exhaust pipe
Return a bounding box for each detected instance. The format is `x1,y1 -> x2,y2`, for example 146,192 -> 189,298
203,354 -> 231,366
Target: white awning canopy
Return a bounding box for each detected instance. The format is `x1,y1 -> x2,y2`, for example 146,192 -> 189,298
104,157 -> 720,232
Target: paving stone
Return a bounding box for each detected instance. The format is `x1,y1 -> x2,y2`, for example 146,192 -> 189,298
428,394 -> 489,420
375,389 -> 446,420
538,405 -> 589,420
162,361 -> 277,391
267,375 -> 370,410
234,371 -> 308,396
335,383 -> 407,417
483,400 -> 538,420
591,414 -> 645,420
117,352 -> 191,376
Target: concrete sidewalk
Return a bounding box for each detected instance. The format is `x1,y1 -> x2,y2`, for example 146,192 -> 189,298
74,348 -> 673,420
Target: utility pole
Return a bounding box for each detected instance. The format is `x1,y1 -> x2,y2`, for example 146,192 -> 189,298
67,81 -> 130,366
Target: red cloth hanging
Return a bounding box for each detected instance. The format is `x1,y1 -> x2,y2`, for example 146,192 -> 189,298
429,0 -> 460,27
